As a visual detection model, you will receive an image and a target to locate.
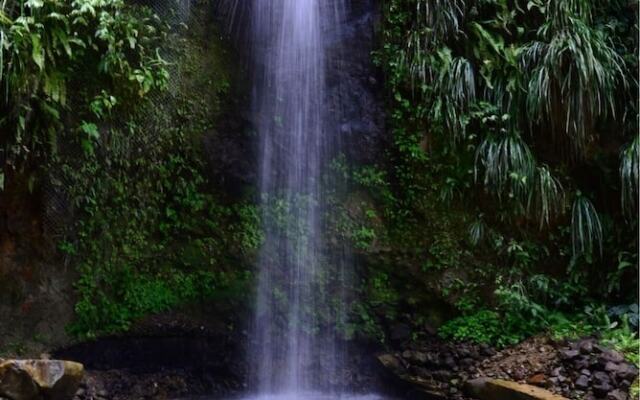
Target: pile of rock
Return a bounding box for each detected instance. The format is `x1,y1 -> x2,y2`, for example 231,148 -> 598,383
0,359 -> 84,400
555,338 -> 637,400
377,338 -> 494,399
377,335 -> 638,400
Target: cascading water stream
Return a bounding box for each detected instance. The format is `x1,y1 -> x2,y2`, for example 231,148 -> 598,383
251,0 -> 326,393
223,1 -> 386,398
251,0 -> 340,393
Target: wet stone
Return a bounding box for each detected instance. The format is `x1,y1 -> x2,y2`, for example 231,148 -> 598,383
575,375 -> 590,390
593,383 -> 613,398
560,350 -> 580,360
606,389 -> 628,400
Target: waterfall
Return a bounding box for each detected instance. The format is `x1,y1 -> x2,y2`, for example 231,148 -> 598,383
220,0 -> 385,398
251,0 -> 339,393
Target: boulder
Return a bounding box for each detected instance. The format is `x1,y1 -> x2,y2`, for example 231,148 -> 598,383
0,360 -> 84,400
465,378 -> 569,400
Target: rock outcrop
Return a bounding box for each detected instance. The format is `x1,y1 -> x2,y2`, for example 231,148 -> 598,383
0,360 -> 84,400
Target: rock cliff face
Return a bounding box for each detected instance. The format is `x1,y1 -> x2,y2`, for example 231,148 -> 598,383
0,175 -> 75,356
326,0 -> 386,166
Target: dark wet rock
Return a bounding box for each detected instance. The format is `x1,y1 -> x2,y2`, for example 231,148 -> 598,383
560,350 -> 580,360
579,340 -> 595,354
377,354 -> 406,376
442,356 -> 456,369
593,371 -> 611,385
607,389 -> 628,400
593,382 -> 614,397
599,350 -> 625,365
403,350 -> 429,365
575,375 -> 590,390
616,364 -> 638,381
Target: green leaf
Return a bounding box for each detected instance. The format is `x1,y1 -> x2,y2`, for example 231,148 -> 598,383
31,33 -> 45,70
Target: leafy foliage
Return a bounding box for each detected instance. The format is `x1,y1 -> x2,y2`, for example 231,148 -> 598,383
376,0 -> 638,308
571,193 -> 603,257
0,0 -> 261,338
0,0 -> 168,185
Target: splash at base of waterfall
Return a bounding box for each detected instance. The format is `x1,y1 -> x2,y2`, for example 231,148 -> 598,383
234,392 -> 390,400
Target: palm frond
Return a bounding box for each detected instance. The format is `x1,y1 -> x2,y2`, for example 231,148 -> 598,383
468,216 -> 487,246
522,11 -> 627,159
475,130 -> 535,202
415,0 -> 465,43
528,165 -> 565,229
620,135 -> 639,217
571,194 -> 603,257
431,49 -> 475,139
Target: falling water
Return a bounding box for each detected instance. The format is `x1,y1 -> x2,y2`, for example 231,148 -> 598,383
251,0 -> 339,393
220,0 -> 385,398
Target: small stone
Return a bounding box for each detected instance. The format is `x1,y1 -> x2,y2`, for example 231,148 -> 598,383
593,383 -> 613,398
574,356 -> 591,370
575,375 -> 590,390
605,362 -> 619,372
581,369 -> 592,376
616,363 -> 638,381
560,350 -> 580,360
433,370 -> 452,381
377,354 -> 405,375
606,389 -> 627,400
601,350 -> 625,364
527,374 -> 547,387
443,357 -> 456,369
580,340 -> 594,354
593,371 -> 611,385
412,352 -> 429,365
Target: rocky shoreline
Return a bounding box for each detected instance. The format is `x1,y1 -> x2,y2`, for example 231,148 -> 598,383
378,335 -> 638,400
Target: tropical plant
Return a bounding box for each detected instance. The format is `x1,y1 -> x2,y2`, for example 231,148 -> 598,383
522,3 -> 627,159
376,0 -> 637,306
0,0 -> 168,184
474,129 -> 535,203
529,165 -> 564,229
571,193 -> 603,257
